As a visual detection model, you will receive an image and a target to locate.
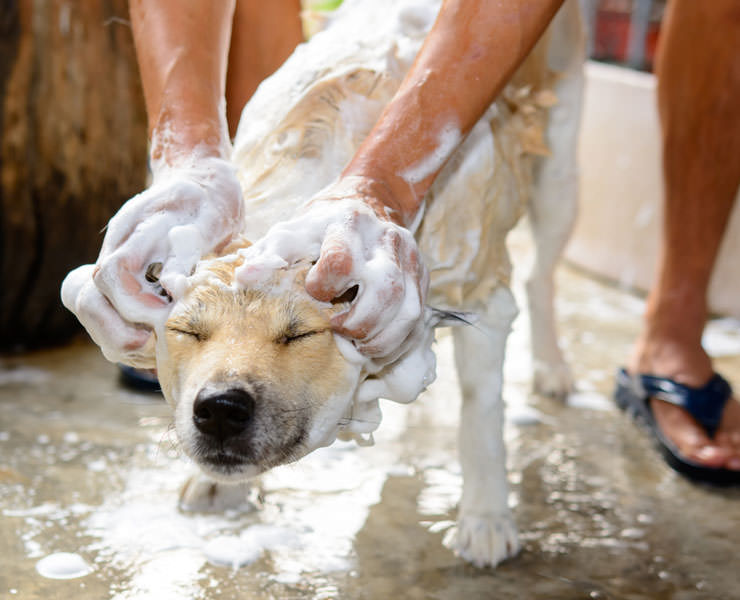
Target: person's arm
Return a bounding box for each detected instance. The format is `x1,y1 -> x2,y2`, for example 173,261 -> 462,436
264,0 -> 565,355
342,0 -> 564,226
129,0 -> 236,163
63,1 -> 245,360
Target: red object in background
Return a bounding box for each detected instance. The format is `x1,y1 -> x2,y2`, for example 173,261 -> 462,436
593,8 -> 661,71
644,28 -> 660,69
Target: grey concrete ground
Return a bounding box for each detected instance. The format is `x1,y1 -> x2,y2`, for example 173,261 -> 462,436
2,224 -> 740,599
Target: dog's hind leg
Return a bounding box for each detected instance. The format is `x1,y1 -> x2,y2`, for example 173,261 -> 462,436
526,0 -> 585,398
526,148 -> 578,398
444,285 -> 520,568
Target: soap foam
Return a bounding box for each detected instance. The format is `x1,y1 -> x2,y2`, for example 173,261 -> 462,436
227,180 -> 435,448
203,525 -> 298,569
35,552 -> 92,579
400,120 -> 462,184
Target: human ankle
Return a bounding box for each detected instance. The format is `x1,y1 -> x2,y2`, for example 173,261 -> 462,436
643,292 -> 706,343
629,331 -> 713,385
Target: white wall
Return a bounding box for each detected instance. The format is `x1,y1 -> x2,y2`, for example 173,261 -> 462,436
566,61 -> 740,318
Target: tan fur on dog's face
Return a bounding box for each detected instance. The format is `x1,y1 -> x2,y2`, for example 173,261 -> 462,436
155,258 -> 357,482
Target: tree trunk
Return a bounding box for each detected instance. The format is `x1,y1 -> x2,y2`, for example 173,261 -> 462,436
0,0 -> 148,350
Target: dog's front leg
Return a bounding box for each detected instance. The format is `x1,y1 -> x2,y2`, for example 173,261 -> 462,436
179,470 -> 259,514
444,286 -> 520,568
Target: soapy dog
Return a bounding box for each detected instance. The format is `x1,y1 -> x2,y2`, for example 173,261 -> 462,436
62,0 -> 584,567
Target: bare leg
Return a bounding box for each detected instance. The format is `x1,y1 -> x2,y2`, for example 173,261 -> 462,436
628,0 -> 740,469
225,0 -> 303,138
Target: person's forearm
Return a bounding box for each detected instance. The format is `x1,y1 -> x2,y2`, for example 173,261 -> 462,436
129,0 -> 236,164
342,0 -> 564,226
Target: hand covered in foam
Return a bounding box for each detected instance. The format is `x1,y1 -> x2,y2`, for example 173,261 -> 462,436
62,156 -> 244,362
236,176 -> 428,358
61,264 -> 155,366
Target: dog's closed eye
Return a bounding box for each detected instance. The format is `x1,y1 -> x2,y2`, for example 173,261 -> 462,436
167,327 -> 206,342
276,330 -> 324,345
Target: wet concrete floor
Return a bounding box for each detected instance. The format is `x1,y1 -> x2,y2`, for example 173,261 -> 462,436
2,223 -> 740,599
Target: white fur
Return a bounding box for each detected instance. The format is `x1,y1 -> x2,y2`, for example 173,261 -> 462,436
527,0 -> 585,398
64,0 -> 584,569
443,286 -> 521,566
179,471 -> 257,514
221,0 -> 583,568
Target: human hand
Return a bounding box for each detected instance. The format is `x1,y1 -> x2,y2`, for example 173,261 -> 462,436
92,156 -> 244,327
61,264 -> 155,366
235,176 -> 428,358
62,156 -> 244,362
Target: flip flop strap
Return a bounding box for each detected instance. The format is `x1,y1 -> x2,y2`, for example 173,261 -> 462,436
639,373 -> 732,438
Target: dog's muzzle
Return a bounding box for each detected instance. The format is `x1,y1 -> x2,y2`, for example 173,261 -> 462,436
190,386 -> 259,475
193,387 -> 255,444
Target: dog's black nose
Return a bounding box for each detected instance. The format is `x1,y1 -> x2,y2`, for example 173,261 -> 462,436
193,388 -> 255,442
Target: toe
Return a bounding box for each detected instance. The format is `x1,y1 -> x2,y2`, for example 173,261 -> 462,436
713,398 -> 740,469
689,444 -> 731,468
652,396 -> 740,470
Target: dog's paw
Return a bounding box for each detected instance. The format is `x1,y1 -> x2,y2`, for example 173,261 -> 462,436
179,473 -> 259,514
443,511 -> 520,568
532,360 -> 573,400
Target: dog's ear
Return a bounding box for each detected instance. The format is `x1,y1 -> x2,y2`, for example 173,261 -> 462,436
425,306 -> 478,328
116,333 -> 157,370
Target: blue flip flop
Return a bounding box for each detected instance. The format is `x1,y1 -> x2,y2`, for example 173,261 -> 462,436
614,368 -> 740,485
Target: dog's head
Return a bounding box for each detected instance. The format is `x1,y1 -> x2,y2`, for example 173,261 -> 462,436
145,242 -> 447,483
150,252 -> 365,481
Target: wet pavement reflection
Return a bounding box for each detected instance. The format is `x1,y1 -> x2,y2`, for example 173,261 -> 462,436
2,224 -> 739,599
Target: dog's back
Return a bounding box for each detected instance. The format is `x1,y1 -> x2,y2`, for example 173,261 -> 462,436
231,0 -> 564,315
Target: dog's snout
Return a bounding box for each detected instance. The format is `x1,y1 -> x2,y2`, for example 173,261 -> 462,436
193,388 -> 255,441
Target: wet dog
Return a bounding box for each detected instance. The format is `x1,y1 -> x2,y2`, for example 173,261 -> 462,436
67,0 -> 585,567
158,254 -> 380,480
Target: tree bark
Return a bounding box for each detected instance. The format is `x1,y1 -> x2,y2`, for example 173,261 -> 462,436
0,0 -> 148,350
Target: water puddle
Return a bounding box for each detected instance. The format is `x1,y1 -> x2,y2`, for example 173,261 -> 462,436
1,235 -> 739,598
